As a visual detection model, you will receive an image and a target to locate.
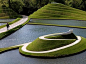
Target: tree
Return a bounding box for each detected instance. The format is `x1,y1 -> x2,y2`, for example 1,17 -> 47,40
8,0 -> 11,8
52,0 -> 65,4
10,1 -> 24,13
0,0 -> 7,5
79,0 -> 86,10
29,0 -> 49,8
65,0 -> 73,6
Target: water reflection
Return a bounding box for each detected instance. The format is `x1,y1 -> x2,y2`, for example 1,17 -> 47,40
0,25 -> 86,64
0,19 -> 15,26
0,23 -> 6,26
0,19 -> 15,22
0,49 -> 86,64
31,19 -> 86,27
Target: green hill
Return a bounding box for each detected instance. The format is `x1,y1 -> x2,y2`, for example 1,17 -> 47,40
26,38 -> 75,51
29,3 -> 86,20
26,31 -> 77,51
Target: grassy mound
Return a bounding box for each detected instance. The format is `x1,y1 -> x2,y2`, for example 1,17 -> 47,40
20,37 -> 86,57
29,3 -> 86,20
26,38 -> 76,51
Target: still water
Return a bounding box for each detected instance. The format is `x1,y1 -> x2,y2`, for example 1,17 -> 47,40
0,19 -> 15,26
0,23 -> 6,26
0,19 -> 15,22
31,19 -> 86,27
0,25 -> 86,64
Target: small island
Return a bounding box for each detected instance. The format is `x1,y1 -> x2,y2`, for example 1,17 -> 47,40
19,29 -> 86,58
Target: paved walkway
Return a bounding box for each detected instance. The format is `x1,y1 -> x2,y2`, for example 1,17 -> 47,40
21,36 -> 81,53
0,15 -> 28,33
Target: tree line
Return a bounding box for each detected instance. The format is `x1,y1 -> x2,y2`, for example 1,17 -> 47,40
1,0 -> 86,15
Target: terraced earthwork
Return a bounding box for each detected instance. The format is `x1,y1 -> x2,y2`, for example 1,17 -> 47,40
19,29 -> 86,58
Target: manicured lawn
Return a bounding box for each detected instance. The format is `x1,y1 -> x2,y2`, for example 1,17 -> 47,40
29,3 -> 86,21
19,37 -> 86,57
0,46 -> 20,53
26,38 -> 76,51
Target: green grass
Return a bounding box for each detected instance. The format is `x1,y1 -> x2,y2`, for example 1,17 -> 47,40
19,37 -> 86,57
0,46 -> 20,53
45,33 -> 77,39
29,3 -> 86,21
26,38 -> 76,51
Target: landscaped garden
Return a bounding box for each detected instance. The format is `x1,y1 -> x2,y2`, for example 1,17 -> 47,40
0,3 -> 86,58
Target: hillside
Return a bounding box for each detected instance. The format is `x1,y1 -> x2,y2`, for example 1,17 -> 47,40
0,0 -> 22,19
29,3 -> 86,20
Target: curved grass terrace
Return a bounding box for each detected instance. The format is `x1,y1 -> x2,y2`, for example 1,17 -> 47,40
29,3 -> 86,21
27,38 -> 76,51
28,3 -> 86,29
19,30 -> 85,58
19,37 -> 86,58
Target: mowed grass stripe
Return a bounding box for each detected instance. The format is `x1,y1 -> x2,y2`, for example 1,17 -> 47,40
29,3 -> 86,20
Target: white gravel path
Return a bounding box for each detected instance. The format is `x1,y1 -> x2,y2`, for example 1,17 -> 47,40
39,29 -> 74,40
0,16 -> 28,33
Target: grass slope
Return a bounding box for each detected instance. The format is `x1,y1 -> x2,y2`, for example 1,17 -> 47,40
26,38 -> 76,51
29,3 -> 86,20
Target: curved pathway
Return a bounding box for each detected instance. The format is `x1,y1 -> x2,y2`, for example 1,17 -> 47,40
21,36 -> 81,53
0,15 -> 28,33
39,29 -> 74,40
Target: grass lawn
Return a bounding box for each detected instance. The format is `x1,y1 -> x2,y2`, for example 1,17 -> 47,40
0,46 -> 20,53
26,38 -> 76,51
29,3 -> 86,21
